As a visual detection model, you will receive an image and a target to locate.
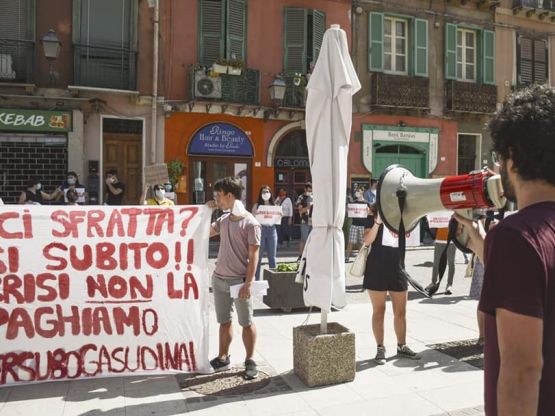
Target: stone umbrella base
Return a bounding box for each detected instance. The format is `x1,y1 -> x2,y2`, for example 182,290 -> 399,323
293,322 -> 356,387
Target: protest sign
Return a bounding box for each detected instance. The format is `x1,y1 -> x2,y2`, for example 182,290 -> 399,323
347,203 -> 368,218
0,205 -> 212,386
255,205 -> 282,225
382,224 -> 421,248
426,210 -> 454,228
63,187 -> 86,204
144,164 -> 170,186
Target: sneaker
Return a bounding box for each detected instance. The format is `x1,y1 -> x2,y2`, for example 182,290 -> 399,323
210,355 -> 231,372
244,358 -> 258,380
374,345 -> 386,365
445,285 -> 452,295
397,344 -> 421,360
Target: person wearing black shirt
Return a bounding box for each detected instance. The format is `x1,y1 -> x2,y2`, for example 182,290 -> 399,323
105,169 -> 125,205
18,176 -> 59,205
346,186 -> 372,261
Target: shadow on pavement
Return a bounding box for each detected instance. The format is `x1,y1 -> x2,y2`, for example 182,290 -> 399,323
418,295 -> 471,305
414,261 -> 434,268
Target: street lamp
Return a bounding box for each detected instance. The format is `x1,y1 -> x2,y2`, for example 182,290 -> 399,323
266,75 -> 287,119
40,29 -> 61,86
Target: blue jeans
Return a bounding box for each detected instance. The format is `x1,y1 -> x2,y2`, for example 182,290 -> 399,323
256,225 -> 278,280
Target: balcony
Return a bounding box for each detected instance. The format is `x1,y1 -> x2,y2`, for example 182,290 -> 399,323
513,0 -> 555,18
0,39 -> 34,84
189,66 -> 260,105
73,44 -> 137,90
370,73 -> 430,110
445,80 -> 497,114
281,73 -> 307,108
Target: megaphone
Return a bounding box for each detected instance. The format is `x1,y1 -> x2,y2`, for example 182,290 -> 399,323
377,165 -> 506,252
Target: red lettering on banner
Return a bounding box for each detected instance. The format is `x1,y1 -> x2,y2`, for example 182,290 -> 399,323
86,274 -> 153,300
0,212 -> 32,239
166,272 -> 199,300
86,210 -> 105,237
144,208 -> 175,236
0,247 -> 20,274
179,207 -> 198,237
120,208 -> 141,237
106,209 -> 125,237
0,273 -> 70,303
43,242 -> 68,270
0,341 -> 197,384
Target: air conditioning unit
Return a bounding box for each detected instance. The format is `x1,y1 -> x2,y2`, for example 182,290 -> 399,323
194,72 -> 222,99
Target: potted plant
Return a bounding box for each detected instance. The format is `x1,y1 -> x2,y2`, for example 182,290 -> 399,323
262,262 -> 305,312
167,159 -> 185,189
228,58 -> 244,76
213,58 -> 229,74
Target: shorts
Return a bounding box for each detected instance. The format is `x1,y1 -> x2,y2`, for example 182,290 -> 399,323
212,275 -> 253,327
300,223 -> 312,242
349,225 -> 365,244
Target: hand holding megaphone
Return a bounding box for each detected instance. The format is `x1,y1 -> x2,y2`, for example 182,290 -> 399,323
453,213 -> 487,263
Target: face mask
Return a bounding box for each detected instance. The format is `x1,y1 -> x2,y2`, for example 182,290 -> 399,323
67,178 -> 76,185
111,177 -> 117,183
306,191 -> 312,197
36,183 -> 42,190
231,200 -> 247,217
261,192 -> 271,201
155,190 -> 165,200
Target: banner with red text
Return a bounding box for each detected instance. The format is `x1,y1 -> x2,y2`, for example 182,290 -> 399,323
0,205 -> 212,386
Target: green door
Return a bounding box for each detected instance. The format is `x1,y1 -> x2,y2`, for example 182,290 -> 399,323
373,143 -> 427,178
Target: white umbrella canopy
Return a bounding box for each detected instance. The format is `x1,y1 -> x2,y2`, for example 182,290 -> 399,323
299,24 -> 361,315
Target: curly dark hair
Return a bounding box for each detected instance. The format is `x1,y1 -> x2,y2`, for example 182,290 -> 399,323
489,84 -> 555,186
213,176 -> 243,199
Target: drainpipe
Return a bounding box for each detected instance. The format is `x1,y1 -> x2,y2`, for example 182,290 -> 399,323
150,0 -> 160,164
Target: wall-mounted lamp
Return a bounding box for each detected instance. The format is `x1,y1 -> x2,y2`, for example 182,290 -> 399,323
265,75 -> 287,120
41,29 -> 61,86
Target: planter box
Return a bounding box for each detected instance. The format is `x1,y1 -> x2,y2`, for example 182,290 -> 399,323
293,323 -> 356,387
262,269 -> 305,312
213,63 -> 228,74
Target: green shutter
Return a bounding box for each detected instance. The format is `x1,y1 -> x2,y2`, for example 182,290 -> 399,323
414,18 -> 428,77
284,7 -> 307,72
445,23 -> 457,80
226,0 -> 247,61
483,29 -> 495,85
368,12 -> 383,72
199,0 -> 224,65
311,9 -> 325,68
533,39 -> 547,85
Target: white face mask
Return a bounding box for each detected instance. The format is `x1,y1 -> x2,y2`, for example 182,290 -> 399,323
67,178 -> 76,185
35,183 -> 42,190
261,192 -> 271,201
231,200 -> 247,217
111,177 -> 117,183
155,190 -> 165,200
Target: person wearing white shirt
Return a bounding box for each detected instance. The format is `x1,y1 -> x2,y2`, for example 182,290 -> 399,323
275,188 -> 293,247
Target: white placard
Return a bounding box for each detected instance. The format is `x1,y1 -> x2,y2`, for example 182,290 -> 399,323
382,224 -> 421,248
230,281 -> 269,299
0,205 -> 213,386
255,205 -> 282,225
63,187 -> 86,204
426,210 -> 454,228
347,203 -> 368,218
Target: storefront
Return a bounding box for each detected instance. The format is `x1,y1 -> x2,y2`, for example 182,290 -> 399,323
0,108 -> 72,204
272,129 -> 311,201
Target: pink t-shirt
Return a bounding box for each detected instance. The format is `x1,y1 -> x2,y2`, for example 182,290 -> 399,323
479,201 -> 555,416
212,212 -> 261,279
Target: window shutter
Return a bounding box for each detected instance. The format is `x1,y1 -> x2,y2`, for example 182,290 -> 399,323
311,9 -> 325,68
414,18 -> 428,77
518,36 -> 533,86
0,0 -> 33,40
199,0 -> 224,65
368,12 -> 383,72
226,0 -> 247,61
482,30 -> 495,85
534,39 -> 547,85
445,23 -> 457,80
284,7 -> 307,72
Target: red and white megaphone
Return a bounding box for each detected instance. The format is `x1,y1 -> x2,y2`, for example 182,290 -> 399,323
377,165 -> 506,252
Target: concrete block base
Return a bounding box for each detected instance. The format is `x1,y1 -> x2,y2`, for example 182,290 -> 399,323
293,323 -> 355,387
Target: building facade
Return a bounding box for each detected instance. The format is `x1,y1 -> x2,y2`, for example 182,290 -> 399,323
0,0 -> 161,204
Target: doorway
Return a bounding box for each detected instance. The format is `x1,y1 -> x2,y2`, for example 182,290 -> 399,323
102,118 -> 143,204
373,143 -> 427,178
457,134 -> 481,174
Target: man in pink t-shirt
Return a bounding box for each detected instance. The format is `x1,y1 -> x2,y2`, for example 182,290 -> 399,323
457,85 -> 555,416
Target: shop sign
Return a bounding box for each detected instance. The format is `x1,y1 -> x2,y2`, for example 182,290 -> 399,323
189,123 -> 253,156
0,108 -> 72,132
275,158 -> 309,168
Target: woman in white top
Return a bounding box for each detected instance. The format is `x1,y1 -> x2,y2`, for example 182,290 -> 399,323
252,185 -> 278,280
275,188 -> 293,247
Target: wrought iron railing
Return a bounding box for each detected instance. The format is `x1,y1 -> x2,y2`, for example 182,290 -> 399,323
73,44 -> 137,90
513,0 -> 555,11
189,66 -> 260,105
0,39 -> 34,83
370,73 -> 430,110
445,80 -> 497,114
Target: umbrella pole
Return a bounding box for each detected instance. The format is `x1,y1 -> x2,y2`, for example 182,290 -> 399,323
320,311 -> 328,334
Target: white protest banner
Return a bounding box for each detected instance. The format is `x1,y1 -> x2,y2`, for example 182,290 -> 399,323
347,203 -> 368,218
382,224 -> 421,248
426,210 -> 454,228
255,205 -> 282,225
0,205 -> 212,386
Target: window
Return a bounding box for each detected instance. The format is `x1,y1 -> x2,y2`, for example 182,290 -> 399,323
0,0 -> 34,83
198,0 -> 247,65
384,17 -> 408,74
456,29 -> 476,82
517,36 -> 548,87
283,8 -> 325,73
369,13 -> 428,77
445,23 -> 495,85
73,0 -> 137,90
